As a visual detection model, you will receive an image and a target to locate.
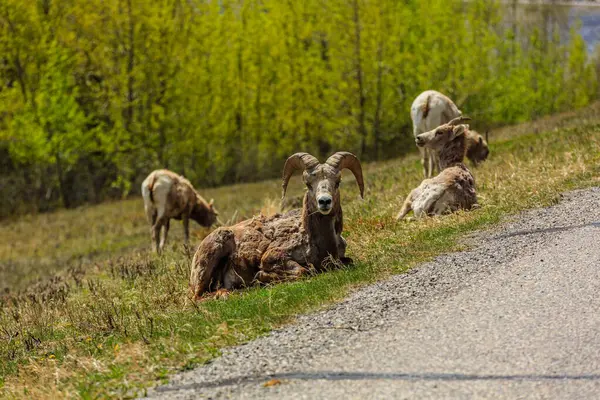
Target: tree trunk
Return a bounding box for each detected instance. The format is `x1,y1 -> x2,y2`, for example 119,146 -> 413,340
352,0 -> 367,157
55,152 -> 71,209
373,41 -> 384,160
3,11 -> 29,103
125,0 -> 135,133
86,159 -> 98,203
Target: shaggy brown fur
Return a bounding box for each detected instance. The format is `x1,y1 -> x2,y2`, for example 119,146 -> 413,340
465,130 -> 490,166
397,117 -> 478,220
142,169 -> 218,253
189,152 -> 364,298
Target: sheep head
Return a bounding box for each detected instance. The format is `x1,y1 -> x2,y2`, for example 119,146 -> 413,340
466,130 -> 489,166
282,152 -> 364,216
415,116 -> 471,151
192,197 -> 219,227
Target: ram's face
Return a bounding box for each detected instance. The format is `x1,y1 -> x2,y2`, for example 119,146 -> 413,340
303,165 -> 341,215
282,152 -> 363,217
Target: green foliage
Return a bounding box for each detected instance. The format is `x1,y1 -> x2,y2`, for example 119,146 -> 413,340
0,0 -> 597,216
1,103 -> 600,396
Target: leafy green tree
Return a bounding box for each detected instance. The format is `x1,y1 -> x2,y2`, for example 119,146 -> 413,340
0,0 -> 597,217
9,40 -> 88,207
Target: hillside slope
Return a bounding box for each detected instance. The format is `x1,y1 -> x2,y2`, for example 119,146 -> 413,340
1,103 -> 600,397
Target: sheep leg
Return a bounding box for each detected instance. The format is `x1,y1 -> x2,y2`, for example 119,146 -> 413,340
152,221 -> 162,253
190,228 -> 236,298
159,219 -> 170,251
255,260 -> 308,284
152,215 -> 168,254
419,147 -> 428,178
256,249 -> 308,283
427,149 -> 436,178
336,235 -> 348,258
182,215 -> 190,246
145,204 -> 157,225
432,150 -> 441,176
396,190 -> 415,220
419,185 -> 447,217
146,208 -> 158,251
197,288 -> 230,302
339,256 -> 354,266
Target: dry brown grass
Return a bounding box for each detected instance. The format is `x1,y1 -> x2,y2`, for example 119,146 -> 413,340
1,103 -> 600,397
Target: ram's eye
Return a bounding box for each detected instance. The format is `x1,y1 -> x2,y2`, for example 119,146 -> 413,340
436,130 -> 443,136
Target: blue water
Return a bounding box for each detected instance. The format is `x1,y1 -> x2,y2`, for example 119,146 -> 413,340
573,9 -> 600,52
513,4 -> 600,53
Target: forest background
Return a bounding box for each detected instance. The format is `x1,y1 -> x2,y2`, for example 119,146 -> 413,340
0,0 -> 598,218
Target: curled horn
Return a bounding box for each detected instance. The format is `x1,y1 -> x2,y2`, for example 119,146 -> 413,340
282,153 -> 320,199
448,116 -> 471,126
326,151 -> 365,199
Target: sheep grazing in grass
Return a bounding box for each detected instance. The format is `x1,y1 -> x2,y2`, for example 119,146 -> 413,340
189,151 -> 364,298
396,116 -> 478,220
411,90 -> 462,178
142,169 -> 218,253
465,130 -> 490,167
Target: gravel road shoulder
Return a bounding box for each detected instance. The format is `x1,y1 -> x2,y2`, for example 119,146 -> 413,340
147,186 -> 600,399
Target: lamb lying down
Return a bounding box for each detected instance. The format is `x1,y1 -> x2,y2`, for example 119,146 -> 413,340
397,116 -> 479,220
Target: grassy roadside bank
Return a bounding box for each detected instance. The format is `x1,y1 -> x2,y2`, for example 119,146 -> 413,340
2,104 -> 600,398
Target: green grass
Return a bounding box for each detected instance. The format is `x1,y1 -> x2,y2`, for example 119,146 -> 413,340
1,103 -> 600,398
0,176 -> 309,292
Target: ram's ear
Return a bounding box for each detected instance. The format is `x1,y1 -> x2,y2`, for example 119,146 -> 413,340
452,124 -> 468,139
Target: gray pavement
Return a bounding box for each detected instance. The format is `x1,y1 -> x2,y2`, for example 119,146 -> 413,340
148,187 -> 600,399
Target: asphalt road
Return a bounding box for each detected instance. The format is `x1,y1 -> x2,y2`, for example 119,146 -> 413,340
148,187 -> 600,399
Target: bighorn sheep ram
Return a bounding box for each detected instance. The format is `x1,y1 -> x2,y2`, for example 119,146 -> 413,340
189,152 -> 364,298
396,116 -> 478,220
142,169 -> 218,253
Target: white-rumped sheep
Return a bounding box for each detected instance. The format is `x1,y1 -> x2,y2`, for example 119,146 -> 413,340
411,90 -> 462,178
142,169 -> 218,253
465,130 -> 490,167
189,152 -> 364,298
396,116 -> 478,220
